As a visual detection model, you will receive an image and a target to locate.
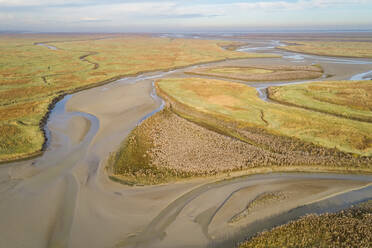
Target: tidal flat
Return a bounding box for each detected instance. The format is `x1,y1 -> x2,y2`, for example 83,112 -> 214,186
1,33 -> 372,248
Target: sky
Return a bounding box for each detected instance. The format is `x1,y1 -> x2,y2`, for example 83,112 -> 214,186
1,0 -> 372,32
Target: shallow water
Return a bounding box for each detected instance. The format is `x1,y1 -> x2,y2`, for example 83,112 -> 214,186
350,70 -> 372,80
35,43 -> 58,50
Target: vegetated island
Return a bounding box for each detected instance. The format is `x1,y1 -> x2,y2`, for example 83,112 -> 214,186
279,40 -> 372,58
0,34 -> 276,162
186,65 -> 323,82
109,77 -> 372,185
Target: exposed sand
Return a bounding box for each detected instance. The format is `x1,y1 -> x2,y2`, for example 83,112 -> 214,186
0,38 -> 372,248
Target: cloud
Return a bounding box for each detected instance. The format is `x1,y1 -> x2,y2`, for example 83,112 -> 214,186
0,0 -> 371,13
79,17 -> 110,22
0,12 -> 14,20
232,0 -> 372,11
0,0 -> 80,7
0,0 -> 370,8
158,14 -> 222,19
0,0 -> 371,31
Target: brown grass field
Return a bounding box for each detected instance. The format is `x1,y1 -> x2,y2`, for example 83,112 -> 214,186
239,200 -> 372,248
0,34 -> 274,162
268,80 -> 372,123
280,41 -> 372,58
186,65 -> 323,82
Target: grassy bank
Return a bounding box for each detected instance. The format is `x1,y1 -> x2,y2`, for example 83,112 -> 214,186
239,200 -> 372,248
156,78 -> 372,156
0,34 -> 275,162
109,105 -> 371,186
268,80 -> 372,123
186,65 -> 323,82
279,41 -> 372,58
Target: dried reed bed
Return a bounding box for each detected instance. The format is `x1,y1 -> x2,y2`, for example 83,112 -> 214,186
186,65 -> 323,82
239,200 -> 372,248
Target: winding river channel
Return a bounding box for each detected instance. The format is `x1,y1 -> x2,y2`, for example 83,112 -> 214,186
0,38 -> 372,248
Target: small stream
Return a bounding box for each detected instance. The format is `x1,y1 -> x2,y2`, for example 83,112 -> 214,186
350,70 -> 372,80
